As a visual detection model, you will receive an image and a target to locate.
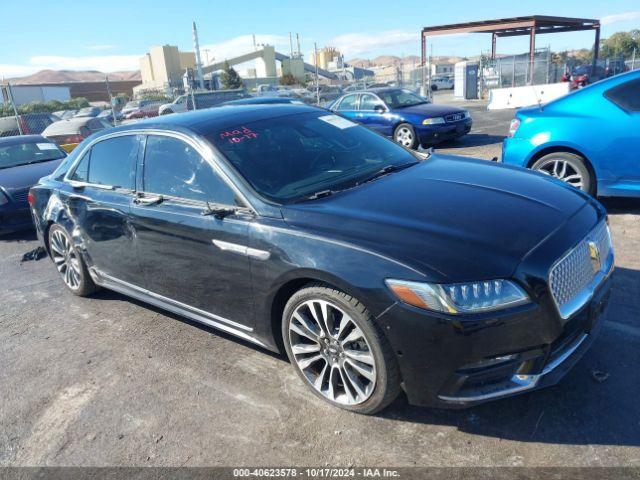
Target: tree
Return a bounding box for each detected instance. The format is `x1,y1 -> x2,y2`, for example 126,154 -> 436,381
601,30 -> 640,59
280,73 -> 297,86
220,61 -> 243,89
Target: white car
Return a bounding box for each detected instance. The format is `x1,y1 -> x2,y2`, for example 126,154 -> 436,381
430,76 -> 454,91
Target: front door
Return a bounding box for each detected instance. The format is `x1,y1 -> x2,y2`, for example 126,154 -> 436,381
333,94 -> 359,122
129,134 -> 256,329
63,134 -> 141,284
357,93 -> 393,135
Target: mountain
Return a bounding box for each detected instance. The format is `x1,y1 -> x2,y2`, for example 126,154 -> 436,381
7,69 -> 141,84
346,55 -> 465,68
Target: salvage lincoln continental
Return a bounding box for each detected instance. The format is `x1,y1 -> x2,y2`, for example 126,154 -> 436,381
29,104 -> 613,414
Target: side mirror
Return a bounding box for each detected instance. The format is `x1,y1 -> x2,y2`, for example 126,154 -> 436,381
374,105 -> 386,114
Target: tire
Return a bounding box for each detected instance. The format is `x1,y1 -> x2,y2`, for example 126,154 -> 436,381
431,84 -> 438,91
282,283 -> 401,414
160,108 -> 173,115
48,224 -> 98,297
531,152 -> 594,195
393,123 -> 419,150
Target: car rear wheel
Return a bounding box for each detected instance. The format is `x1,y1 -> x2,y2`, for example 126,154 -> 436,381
531,152 -> 594,195
48,224 -> 98,296
393,123 -> 418,150
282,283 -> 400,414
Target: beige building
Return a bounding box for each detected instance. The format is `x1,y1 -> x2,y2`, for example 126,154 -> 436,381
137,45 -> 196,93
314,47 -> 341,70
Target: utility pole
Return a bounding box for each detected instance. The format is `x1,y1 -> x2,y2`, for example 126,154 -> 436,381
632,48 -> 637,70
314,42 -> 320,104
105,75 -> 117,126
289,32 -> 294,58
192,21 -> 205,90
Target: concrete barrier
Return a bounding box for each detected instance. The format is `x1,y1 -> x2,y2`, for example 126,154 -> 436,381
487,82 -> 571,110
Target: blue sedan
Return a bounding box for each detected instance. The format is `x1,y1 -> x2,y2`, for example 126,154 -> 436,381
329,88 -> 472,149
0,135 -> 67,234
502,70 -> 640,197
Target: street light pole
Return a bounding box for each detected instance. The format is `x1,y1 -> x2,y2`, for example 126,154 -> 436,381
314,42 -> 320,105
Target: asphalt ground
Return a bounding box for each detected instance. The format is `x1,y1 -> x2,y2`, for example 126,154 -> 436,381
1,97 -> 639,468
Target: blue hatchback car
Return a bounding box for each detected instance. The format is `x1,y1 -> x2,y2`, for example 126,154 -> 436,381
329,88 -> 471,149
502,70 -> 640,197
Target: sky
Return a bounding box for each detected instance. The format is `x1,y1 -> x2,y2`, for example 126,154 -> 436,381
1,0 -> 640,78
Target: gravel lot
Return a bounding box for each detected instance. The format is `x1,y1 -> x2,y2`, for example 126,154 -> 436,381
1,99 -> 639,468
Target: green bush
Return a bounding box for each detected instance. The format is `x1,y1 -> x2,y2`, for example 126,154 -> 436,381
0,97 -> 91,117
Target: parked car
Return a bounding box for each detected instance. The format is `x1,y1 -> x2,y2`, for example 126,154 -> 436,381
569,65 -> 607,89
42,117 -> 111,152
74,106 -> 102,118
123,101 -> 163,120
0,113 -> 60,137
502,69 -> 640,197
158,90 -> 250,115
430,75 -> 454,91
96,109 -> 123,125
29,104 -> 613,413
311,85 -> 343,104
329,88 -> 471,149
0,135 -> 66,234
52,110 -> 78,120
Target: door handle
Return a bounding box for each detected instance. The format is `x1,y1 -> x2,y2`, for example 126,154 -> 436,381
134,194 -> 163,206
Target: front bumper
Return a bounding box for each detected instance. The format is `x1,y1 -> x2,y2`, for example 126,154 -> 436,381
417,119 -> 472,147
376,271 -> 612,408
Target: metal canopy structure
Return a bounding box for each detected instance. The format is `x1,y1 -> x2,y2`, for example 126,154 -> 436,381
421,16 -> 601,86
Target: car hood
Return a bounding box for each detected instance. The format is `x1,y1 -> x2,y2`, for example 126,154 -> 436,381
0,159 -> 63,196
395,103 -> 466,117
281,155 -> 593,282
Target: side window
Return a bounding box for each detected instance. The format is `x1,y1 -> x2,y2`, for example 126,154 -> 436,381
359,94 -> 383,111
87,119 -> 105,133
143,135 -> 238,205
337,95 -> 358,111
69,136 -> 138,188
604,78 -> 640,112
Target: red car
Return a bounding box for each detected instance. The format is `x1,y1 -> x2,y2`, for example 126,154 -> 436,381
122,100 -> 163,120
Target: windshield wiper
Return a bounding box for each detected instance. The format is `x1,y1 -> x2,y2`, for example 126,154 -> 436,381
359,162 -> 418,185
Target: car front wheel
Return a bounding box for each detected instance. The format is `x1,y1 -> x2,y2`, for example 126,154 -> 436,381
531,152 -> 593,195
282,283 -> 400,414
393,123 -> 418,150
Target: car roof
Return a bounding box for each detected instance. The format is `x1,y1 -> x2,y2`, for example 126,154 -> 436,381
0,134 -> 49,146
42,117 -> 96,134
113,104 -> 321,136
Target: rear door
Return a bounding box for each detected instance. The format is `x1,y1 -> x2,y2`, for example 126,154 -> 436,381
63,134 -> 141,283
333,94 -> 359,122
128,133 -> 256,329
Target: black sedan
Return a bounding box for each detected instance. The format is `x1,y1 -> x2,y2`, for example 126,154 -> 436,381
29,105 -> 613,413
0,135 -> 66,234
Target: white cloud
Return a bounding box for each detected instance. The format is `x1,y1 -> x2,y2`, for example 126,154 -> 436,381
1,54 -> 141,79
601,11 -> 640,26
328,30 -> 416,58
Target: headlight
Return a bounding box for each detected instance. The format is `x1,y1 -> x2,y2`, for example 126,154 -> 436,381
385,279 -> 530,314
422,117 -> 445,125
0,191 -> 9,206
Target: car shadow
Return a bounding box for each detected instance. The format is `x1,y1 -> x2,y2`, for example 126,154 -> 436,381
600,197 -> 640,214
1,229 -> 37,242
436,133 -> 506,149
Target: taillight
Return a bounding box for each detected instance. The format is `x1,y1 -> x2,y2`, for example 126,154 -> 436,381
508,118 -> 521,138
27,191 -> 35,206
62,134 -> 84,145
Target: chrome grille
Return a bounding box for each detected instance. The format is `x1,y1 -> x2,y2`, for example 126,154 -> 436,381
445,112 -> 465,122
549,221 -> 612,318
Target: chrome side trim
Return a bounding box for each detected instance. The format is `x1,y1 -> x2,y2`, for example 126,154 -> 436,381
91,269 -> 266,347
438,333 -> 589,404
212,239 -> 270,261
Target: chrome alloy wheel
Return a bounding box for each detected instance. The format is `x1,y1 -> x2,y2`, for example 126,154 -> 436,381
535,158 -> 584,190
50,229 -> 82,290
288,299 -> 377,405
394,126 -> 414,148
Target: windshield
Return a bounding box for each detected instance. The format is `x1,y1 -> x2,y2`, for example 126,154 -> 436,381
0,141 -> 65,169
208,111 -> 418,203
124,101 -> 139,109
378,89 -> 429,109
